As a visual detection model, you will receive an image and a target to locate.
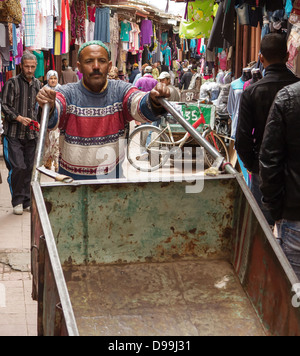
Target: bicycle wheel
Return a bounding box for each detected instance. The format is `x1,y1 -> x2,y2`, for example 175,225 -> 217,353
127,125 -> 172,172
204,132 -> 229,168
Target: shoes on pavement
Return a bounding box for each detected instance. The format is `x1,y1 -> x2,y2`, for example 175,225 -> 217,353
13,204 -> 23,216
23,206 -> 31,213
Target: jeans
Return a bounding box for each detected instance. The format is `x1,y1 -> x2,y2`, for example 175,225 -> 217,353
250,173 -> 275,227
261,23 -> 270,39
3,136 -> 37,208
276,220 -> 300,280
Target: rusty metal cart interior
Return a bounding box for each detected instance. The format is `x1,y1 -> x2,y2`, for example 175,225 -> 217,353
30,101 -> 300,336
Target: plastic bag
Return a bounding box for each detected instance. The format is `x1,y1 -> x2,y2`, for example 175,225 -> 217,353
179,0 -> 214,39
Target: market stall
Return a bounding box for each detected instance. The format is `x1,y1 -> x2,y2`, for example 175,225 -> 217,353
0,0 -> 184,86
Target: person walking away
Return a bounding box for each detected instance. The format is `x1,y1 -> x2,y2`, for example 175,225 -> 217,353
60,58 -> 78,85
1,51 -> 42,215
235,33 -> 299,227
129,63 -> 140,84
259,81 -> 300,280
62,58 -> 68,71
133,63 -> 148,86
179,65 -> 193,91
36,41 -> 170,181
161,61 -> 169,73
188,65 -> 201,91
43,70 -> 61,172
158,72 -> 180,102
135,66 -> 158,93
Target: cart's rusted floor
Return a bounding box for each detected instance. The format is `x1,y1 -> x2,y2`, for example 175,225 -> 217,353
63,259 -> 266,336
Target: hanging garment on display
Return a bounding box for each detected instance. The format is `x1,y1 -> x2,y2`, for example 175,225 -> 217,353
140,19 -> 153,46
285,0 -> 293,18
120,20 -> 131,42
207,0 -> 236,50
227,77 -> 245,139
24,0 -> 37,47
243,0 -> 283,11
33,50 -> 44,78
110,13 -> 119,44
0,23 -> 6,48
94,7 -> 110,43
287,25 -> 300,76
0,23 -> 10,66
179,0 -> 214,39
164,46 -> 172,66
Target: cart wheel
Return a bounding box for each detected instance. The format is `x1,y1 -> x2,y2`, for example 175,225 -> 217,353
204,132 -> 229,168
127,125 -> 171,172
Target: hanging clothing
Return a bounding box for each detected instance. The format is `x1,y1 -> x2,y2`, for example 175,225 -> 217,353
140,19 -> 153,46
120,20 -> 131,42
33,51 -> 44,78
207,0 -> 236,50
164,46 -> 172,67
94,7 -> 110,43
244,0 -> 284,12
75,0 -> 86,45
24,0 -> 37,47
110,13 -> 119,44
180,0 -> 214,39
227,78 -> 245,139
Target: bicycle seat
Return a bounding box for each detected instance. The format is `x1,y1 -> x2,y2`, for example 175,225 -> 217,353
217,112 -> 230,118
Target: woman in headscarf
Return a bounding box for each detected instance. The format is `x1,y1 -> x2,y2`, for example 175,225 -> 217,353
43,71 -> 61,172
46,70 -> 61,90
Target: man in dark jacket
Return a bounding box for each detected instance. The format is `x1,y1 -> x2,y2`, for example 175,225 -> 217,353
129,63 -> 140,84
179,65 -> 193,91
235,33 -> 299,226
260,81 -> 300,279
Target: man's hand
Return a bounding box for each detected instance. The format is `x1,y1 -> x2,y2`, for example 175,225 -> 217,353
150,83 -> 171,106
36,86 -> 57,109
16,116 -> 32,127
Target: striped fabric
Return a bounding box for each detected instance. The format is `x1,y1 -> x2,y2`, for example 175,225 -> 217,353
25,0 -> 36,47
1,73 -> 42,139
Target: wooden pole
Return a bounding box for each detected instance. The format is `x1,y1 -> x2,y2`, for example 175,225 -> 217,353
243,25 -> 250,68
251,26 -> 256,62
235,18 -> 243,77
255,24 -> 262,61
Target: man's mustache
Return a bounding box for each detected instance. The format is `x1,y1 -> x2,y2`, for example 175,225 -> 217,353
90,71 -> 103,76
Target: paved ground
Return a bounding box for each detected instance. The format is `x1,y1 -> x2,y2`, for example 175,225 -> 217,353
0,148 -> 37,336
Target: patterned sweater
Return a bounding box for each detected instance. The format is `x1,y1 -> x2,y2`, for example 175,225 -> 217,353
48,80 -> 160,180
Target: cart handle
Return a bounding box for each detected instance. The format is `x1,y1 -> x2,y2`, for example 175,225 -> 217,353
32,103 -> 73,183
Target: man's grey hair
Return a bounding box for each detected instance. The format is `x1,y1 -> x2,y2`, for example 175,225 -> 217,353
21,51 -> 37,64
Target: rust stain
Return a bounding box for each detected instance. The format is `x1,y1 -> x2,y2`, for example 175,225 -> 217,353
45,200 -> 53,214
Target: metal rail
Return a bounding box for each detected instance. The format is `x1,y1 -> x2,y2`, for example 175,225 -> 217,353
32,103 -> 51,183
158,98 -> 238,175
32,103 -> 73,184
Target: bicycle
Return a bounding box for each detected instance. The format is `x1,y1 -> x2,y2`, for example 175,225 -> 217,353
127,102 -> 229,173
